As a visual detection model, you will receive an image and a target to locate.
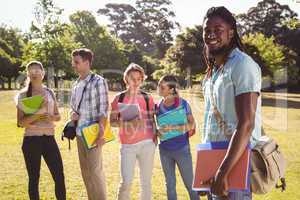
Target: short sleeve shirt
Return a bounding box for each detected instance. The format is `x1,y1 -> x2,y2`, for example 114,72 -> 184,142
111,92 -> 155,144
202,48 -> 262,147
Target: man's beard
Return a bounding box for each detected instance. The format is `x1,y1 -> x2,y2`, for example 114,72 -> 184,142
208,44 -> 232,57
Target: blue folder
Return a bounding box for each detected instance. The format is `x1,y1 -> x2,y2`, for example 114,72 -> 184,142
157,105 -> 188,141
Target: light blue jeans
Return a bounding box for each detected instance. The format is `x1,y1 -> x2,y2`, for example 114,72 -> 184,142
208,191 -> 252,200
159,145 -> 199,200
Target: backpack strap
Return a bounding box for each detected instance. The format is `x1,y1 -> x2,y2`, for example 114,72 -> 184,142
140,91 -> 151,119
76,73 -> 95,113
118,91 -> 126,103
117,91 -> 127,119
155,99 -> 163,113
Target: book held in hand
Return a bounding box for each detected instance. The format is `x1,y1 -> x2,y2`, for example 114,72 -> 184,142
118,103 -> 140,121
156,105 -> 188,141
193,141 -> 251,192
20,95 -> 44,115
79,120 -> 115,149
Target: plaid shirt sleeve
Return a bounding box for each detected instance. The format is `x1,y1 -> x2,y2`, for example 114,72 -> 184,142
70,84 -> 77,112
95,77 -> 109,118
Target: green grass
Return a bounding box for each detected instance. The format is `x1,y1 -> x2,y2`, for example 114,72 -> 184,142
0,90 -> 299,200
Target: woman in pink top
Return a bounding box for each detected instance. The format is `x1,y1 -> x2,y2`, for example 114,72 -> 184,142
110,63 -> 156,200
16,61 -> 66,200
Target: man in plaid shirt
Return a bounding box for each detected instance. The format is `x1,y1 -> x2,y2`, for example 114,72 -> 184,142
70,48 -> 109,200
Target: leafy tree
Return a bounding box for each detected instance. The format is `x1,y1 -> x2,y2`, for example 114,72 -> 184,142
278,19 -> 300,84
152,58 -> 182,80
69,11 -> 106,50
237,0 -> 300,85
27,0 -> 79,88
22,29 -> 80,80
243,42 -> 271,77
98,0 -> 179,58
141,55 -> 159,81
155,26 -> 205,87
0,42 -> 18,89
123,43 -> 144,65
69,10 -> 128,80
0,26 -> 24,89
237,0 -> 298,37
243,33 -> 298,85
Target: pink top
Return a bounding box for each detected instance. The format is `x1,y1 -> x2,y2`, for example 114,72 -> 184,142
111,92 -> 155,144
17,88 -> 56,136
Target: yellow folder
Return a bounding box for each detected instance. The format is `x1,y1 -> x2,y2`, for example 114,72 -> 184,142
80,119 -> 115,149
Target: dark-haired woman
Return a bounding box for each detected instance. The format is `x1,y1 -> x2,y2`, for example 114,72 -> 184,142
16,61 -> 66,200
156,75 -> 199,200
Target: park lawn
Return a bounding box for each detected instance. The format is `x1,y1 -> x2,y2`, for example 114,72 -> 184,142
0,90 -> 299,200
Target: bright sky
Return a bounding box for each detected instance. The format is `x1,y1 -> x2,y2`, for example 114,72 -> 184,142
0,0 -> 299,33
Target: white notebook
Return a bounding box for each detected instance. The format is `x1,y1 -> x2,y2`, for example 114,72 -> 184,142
118,103 -> 140,121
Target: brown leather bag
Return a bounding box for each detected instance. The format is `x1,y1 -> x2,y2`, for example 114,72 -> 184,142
250,136 -> 286,194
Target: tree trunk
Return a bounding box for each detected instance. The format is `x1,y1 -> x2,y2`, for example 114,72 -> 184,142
54,67 -> 59,89
54,76 -> 58,89
186,66 -> 192,89
8,77 -> 12,90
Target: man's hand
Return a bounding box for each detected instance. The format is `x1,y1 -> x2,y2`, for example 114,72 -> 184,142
93,123 -> 105,146
70,112 -> 79,121
94,136 -> 106,146
211,170 -> 229,197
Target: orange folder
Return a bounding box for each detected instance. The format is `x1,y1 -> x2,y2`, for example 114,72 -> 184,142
193,142 -> 250,192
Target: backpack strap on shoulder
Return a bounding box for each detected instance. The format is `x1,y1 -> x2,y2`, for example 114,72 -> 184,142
117,91 -> 127,119
140,91 -> 151,119
118,91 -> 126,103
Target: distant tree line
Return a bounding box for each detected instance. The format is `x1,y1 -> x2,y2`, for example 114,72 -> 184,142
0,0 -> 299,90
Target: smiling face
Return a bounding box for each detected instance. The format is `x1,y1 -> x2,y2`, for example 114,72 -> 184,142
158,80 -> 174,98
203,16 -> 234,57
126,70 -> 143,91
27,64 -> 44,84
